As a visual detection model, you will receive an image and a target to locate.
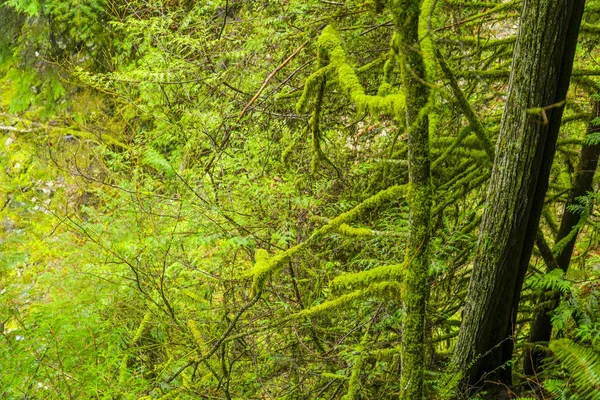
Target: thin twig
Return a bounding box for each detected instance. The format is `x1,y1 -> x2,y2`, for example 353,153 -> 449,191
238,41 -> 308,121
218,0 -> 229,39
0,125 -> 37,133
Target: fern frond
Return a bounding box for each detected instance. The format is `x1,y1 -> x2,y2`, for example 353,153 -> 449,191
143,147 -> 174,177
543,379 -> 567,399
550,339 -> 600,400
529,269 -> 573,295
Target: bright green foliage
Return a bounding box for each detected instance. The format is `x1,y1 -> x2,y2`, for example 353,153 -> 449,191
1,0 -> 600,398
550,339 -> 600,399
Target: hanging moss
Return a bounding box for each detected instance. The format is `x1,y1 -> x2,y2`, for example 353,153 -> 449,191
456,69 -> 511,79
432,132 -> 492,150
296,66 -> 331,114
314,184 -> 406,237
416,0 -> 443,142
357,52 -> 390,74
580,21 -> 600,35
383,45 -> 397,84
322,372 -> 348,380
246,246 -> 306,296
432,147 -> 490,166
419,0 -> 439,81
119,310 -> 153,385
370,345 -> 402,361
298,25 -> 406,120
281,127 -> 306,167
132,310 -> 152,344
309,71 -> 327,173
433,171 -> 491,215
455,36 -> 516,49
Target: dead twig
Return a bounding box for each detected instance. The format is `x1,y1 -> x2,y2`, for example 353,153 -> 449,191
238,42 -> 308,121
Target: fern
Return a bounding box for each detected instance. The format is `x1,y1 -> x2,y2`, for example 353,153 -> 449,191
543,378 -> 570,399
584,131 -> 600,146
550,339 -> 600,400
143,147 -> 175,177
529,269 -> 573,295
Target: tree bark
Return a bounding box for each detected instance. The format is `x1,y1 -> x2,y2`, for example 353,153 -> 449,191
524,100 -> 600,376
451,0 -> 585,396
391,1 -> 432,399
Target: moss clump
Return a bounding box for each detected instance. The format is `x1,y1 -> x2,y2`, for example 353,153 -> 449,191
337,223 -> 374,237
297,25 -> 406,120
331,263 -> 404,293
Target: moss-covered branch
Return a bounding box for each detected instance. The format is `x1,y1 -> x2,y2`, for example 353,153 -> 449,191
245,185 -> 406,295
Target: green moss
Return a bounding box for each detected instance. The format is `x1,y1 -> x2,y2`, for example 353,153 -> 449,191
391,1 -> 434,398
419,0 -> 438,81
371,345 -> 402,361
309,70 -> 327,173
281,127 -> 305,166
458,36 -> 516,48
331,263 -> 404,293
315,184 -> 406,237
187,319 -> 208,354
456,69 -> 511,79
433,170 -> 491,214
297,25 -> 406,120
246,185 -> 407,295
132,310 -> 152,344
431,126 -> 473,170
296,66 -> 331,114
246,246 -> 306,296
357,53 -> 389,74
322,372 -> 348,380
296,281 -> 402,319
436,49 -> 495,160
337,223 -> 374,237
581,21 -> 600,35
383,46 -> 397,83
342,327 -> 372,400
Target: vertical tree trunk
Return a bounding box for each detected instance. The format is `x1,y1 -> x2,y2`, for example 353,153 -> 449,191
524,100 -> 600,376
391,1 -> 432,398
451,0 -> 585,396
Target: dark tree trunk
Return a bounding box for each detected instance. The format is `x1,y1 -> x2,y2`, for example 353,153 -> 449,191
524,100 -> 600,376
451,0 -> 585,396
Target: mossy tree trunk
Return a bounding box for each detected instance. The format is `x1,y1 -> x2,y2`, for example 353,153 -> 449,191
452,0 -> 585,396
391,1 -> 432,398
524,99 -> 600,376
